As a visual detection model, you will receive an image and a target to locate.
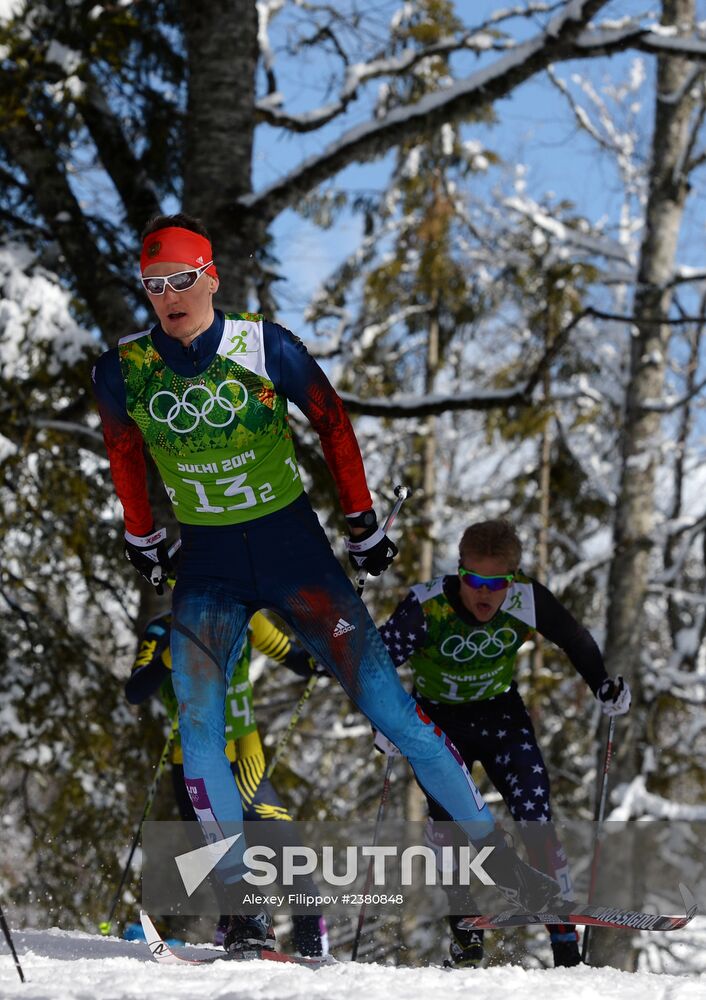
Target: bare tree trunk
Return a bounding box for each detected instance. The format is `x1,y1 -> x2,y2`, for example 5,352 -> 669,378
181,0 -> 260,309
531,369 -> 552,692
531,275 -> 559,707
399,309 -> 440,956
592,0 -> 697,969
663,309 -> 703,646
420,309 -> 440,581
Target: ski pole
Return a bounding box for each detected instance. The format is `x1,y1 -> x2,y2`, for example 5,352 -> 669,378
99,715 -> 179,936
580,714 -> 616,964
356,485 -> 411,595
350,486 -> 410,961
0,897 -> 25,983
265,673 -> 318,780
350,753 -> 396,961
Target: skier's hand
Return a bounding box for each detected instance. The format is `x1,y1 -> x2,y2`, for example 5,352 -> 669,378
597,675 -> 631,716
373,729 -> 402,757
345,512 -> 398,577
124,528 -> 179,595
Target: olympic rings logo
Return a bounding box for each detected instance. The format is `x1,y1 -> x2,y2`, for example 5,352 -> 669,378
149,380 -> 248,434
440,628 -> 518,662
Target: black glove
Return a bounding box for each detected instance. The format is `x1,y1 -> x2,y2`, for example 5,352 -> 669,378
285,649 -> 329,678
597,675 -> 631,716
124,528 -> 178,595
345,512 -> 398,577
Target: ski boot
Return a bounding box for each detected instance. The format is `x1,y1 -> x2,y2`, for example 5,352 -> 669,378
475,829 -> 564,911
550,928 -> 581,967
223,912 -> 275,958
444,921 -> 484,969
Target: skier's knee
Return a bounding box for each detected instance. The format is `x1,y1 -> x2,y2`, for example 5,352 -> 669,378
385,701 -> 448,760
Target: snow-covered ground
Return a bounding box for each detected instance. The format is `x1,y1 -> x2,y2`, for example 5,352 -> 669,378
2,926 -> 706,1000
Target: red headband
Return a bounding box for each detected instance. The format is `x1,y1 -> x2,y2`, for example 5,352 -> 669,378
140,226 -> 219,279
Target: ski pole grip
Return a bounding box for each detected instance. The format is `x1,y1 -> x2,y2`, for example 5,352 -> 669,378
384,484 -> 411,532
356,484 -> 411,592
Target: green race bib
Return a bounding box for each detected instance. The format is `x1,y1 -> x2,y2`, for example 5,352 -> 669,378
409,576 -> 536,703
119,315 -> 303,525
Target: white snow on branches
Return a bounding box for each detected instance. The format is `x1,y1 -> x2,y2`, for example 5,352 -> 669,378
0,245 -> 94,379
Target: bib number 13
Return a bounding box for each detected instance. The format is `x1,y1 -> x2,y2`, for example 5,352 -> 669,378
182,473 -> 274,513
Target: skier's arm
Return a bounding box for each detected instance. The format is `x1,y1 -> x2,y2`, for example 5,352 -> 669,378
379,591 -> 428,668
266,323 -> 372,516
250,611 -> 292,663
125,616 -> 172,704
91,350 -> 154,537
533,580 -> 609,695
250,610 -> 322,677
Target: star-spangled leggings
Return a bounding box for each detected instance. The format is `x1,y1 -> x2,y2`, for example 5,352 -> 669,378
421,687 -> 578,944
169,496 -> 495,882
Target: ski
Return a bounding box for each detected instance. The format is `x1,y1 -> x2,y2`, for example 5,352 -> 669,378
139,910 -> 334,968
458,882 -> 697,933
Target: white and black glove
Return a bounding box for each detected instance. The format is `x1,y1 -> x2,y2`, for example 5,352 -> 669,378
124,528 -> 178,595
373,729 -> 403,757
345,511 -> 398,577
597,675 -> 631,717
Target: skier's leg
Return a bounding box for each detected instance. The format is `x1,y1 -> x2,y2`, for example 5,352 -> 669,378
171,763 -> 197,823
251,503 -> 495,837
170,582 -> 251,882
278,584 -> 493,837
251,504 -> 561,909
425,808 -> 485,968
240,762 -> 328,956
171,760 -> 231,937
480,706 -> 579,962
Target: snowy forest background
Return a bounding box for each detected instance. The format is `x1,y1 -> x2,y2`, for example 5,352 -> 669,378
1,0 -> 706,977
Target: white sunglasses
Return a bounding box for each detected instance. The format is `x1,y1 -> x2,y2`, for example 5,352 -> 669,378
141,261 -> 213,295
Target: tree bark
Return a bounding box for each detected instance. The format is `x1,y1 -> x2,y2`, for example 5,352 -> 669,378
180,0 -> 261,311
663,309 -> 702,649
592,0 -> 697,969
1,120 -> 135,346
420,309 -> 440,581
531,386 -> 552,697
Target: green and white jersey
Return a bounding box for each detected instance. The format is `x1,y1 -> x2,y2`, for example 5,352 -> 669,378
119,313 -> 303,525
403,574 -> 536,703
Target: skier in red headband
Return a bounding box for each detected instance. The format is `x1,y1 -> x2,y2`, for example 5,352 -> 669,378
92,212 -> 565,960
